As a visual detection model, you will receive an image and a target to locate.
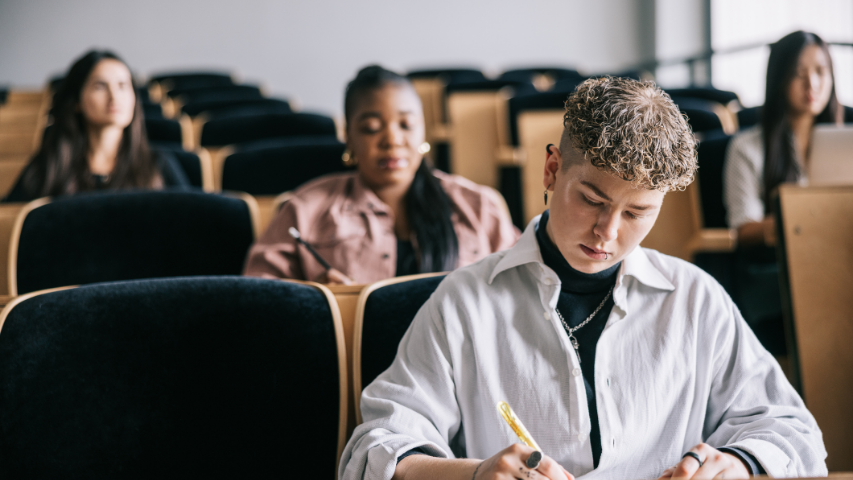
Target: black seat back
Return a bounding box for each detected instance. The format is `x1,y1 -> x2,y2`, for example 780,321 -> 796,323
0,276 -> 344,478
13,191 -> 255,294
357,275 -> 446,403
222,138 -> 349,195
696,133 -> 733,228
200,113 -> 336,147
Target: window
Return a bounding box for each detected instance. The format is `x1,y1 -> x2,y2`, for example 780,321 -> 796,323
711,0 -> 853,106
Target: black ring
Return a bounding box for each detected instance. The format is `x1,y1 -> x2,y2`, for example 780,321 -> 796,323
526,450 -> 542,469
682,451 -> 704,468
546,144 -> 554,154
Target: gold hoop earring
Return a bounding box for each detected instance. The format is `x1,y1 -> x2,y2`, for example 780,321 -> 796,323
544,183 -> 551,205
418,142 -> 431,155
342,149 -> 357,166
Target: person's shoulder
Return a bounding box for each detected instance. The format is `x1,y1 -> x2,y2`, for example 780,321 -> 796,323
432,248 -> 515,299
433,170 -> 497,203
729,126 -> 763,153
640,247 -> 729,299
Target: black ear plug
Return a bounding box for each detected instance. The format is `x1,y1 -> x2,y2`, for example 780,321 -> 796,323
546,144 -> 554,154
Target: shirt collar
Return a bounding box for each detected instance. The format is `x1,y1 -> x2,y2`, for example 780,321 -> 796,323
489,214 -> 675,293
341,173 -> 393,216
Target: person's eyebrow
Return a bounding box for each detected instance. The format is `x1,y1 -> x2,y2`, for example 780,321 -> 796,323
580,180 -> 658,211
356,112 -> 382,121
580,181 -> 612,201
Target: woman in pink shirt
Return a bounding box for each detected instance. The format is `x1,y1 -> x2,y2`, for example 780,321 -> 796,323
243,66 -> 519,284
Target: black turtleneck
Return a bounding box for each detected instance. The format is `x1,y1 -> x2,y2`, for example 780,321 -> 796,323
536,210 -> 619,468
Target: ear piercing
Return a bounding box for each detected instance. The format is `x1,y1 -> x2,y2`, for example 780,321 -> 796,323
544,183 -> 551,205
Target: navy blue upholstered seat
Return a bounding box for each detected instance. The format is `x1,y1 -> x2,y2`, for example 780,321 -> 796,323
670,96 -> 724,133
181,98 -> 292,118
221,138 -> 349,195
167,85 -> 264,104
498,67 -> 585,85
665,87 -> 740,107
199,112 -> 336,147
148,72 -> 234,90
142,102 -> 163,119
445,79 -> 536,96
150,146 -> 205,188
144,118 -> 182,147
11,191 -> 255,294
354,274 -> 446,420
0,276 -> 345,478
696,132 -> 732,229
406,68 -> 486,85
737,106 -> 761,130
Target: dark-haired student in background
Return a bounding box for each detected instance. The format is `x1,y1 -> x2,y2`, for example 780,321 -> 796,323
723,31 -> 841,353
243,66 -> 519,284
3,50 -> 189,203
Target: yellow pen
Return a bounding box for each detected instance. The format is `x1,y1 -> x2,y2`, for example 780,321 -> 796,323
497,401 -> 542,452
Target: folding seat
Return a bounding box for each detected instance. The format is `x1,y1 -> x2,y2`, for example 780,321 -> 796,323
142,102 -> 164,119
407,69 -> 487,171
7,190 -> 259,295
774,184 -> 853,472
498,67 -> 585,91
150,145 -> 214,191
445,80 -> 535,188
352,273 -> 447,423
163,85 -> 264,118
0,276 -> 347,478
736,106 -> 761,130
665,87 -> 741,108
147,72 -> 234,102
220,138 -> 349,229
200,112 -> 336,151
182,99 -> 293,150
144,118 -> 186,150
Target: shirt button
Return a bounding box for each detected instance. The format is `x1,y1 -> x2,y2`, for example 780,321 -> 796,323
382,254 -> 390,259
543,311 -> 550,320
572,368 -> 581,377
578,433 -> 586,442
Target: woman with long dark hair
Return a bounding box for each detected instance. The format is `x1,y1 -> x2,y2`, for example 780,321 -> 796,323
725,31 -> 841,244
4,50 -> 189,202
243,65 -> 519,283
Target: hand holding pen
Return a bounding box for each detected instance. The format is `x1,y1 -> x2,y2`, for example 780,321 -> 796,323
466,401 -> 573,480
288,227 -> 354,285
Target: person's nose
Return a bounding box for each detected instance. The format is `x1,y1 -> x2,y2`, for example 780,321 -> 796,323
593,208 -> 619,243
383,123 -> 405,148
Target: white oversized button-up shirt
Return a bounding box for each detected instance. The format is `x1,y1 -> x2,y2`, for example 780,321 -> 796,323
340,217 -> 827,480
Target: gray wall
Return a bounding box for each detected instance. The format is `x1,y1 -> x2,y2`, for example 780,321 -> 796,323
0,0 -> 654,115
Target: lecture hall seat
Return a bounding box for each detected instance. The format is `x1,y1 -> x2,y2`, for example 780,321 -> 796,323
0,276 -> 347,478
8,190 -> 259,296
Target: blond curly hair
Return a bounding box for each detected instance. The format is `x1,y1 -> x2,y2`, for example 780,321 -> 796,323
560,76 -> 697,191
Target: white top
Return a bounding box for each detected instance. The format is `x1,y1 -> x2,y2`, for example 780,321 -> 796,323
724,127 -> 766,230
724,126 -> 808,229
339,216 -> 827,480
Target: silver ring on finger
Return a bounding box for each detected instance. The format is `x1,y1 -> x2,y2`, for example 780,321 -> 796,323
526,451 -> 543,469
682,451 -> 704,468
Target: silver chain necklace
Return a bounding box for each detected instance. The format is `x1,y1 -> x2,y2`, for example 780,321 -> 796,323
555,286 -> 613,364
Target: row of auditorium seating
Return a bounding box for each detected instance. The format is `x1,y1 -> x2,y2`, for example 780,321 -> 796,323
1,182 -> 851,473
0,270 -> 444,476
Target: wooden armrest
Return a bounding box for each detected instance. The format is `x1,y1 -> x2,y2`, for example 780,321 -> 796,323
687,228 -> 737,254
494,146 -> 527,166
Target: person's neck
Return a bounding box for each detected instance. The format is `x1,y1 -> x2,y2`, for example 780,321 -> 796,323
87,125 -> 123,175
788,112 -> 815,163
372,181 -> 411,239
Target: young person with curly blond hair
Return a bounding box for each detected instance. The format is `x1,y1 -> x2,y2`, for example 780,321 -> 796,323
339,77 -> 826,480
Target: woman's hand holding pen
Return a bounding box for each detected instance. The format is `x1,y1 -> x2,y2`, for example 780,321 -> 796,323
473,444 -> 573,480
313,268 -> 354,285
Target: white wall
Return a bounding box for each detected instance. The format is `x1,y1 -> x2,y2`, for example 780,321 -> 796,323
0,0 -> 653,116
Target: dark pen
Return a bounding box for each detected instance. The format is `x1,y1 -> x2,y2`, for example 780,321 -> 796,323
288,227 -> 333,271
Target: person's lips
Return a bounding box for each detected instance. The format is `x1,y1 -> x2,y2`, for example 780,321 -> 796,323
378,157 -> 409,169
580,244 -> 611,260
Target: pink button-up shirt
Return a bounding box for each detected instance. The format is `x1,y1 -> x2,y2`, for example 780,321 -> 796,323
243,170 -> 520,283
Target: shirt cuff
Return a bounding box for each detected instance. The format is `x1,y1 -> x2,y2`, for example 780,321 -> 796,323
719,447 -> 766,475
397,447 -> 432,463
